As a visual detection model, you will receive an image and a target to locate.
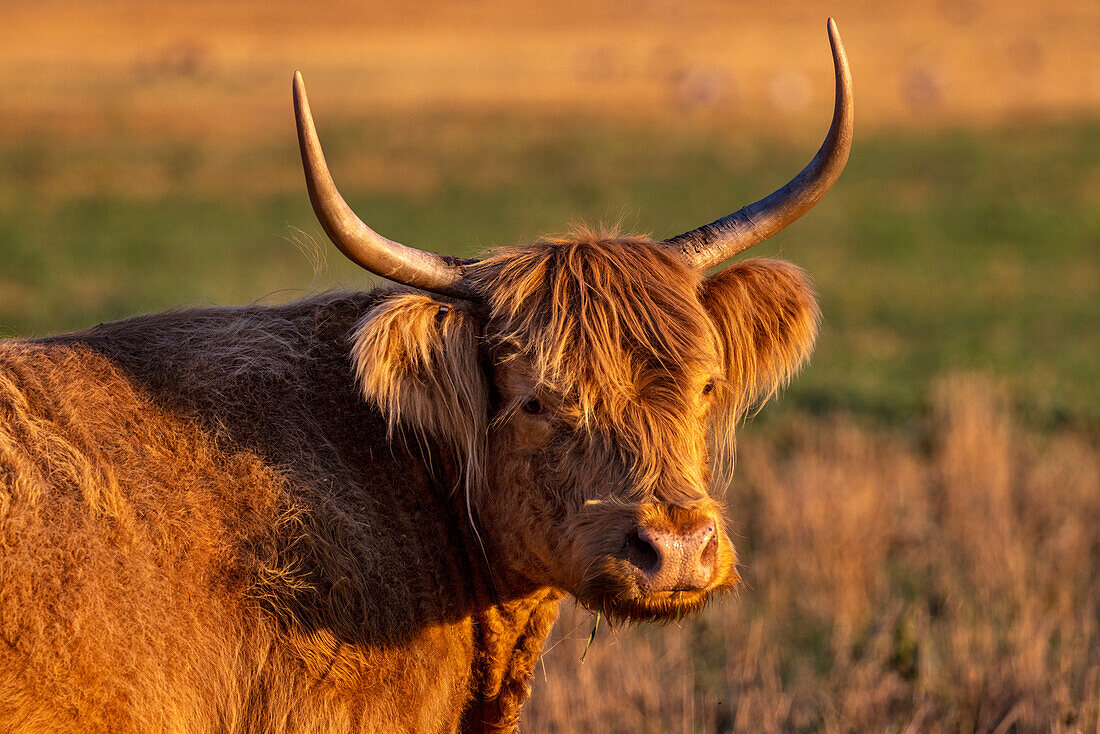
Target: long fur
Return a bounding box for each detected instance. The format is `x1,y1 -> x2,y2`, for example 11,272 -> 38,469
701,257 -> 820,481
351,292 -> 487,491
465,231 -> 817,493
701,257 -> 820,418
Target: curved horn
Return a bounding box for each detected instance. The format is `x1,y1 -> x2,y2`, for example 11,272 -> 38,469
665,18 -> 853,270
293,72 -> 478,300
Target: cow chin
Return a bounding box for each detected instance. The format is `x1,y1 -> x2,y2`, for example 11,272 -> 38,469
572,558 -> 741,624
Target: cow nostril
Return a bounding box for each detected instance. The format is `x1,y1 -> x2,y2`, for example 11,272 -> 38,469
699,530 -> 718,572
626,528 -> 661,575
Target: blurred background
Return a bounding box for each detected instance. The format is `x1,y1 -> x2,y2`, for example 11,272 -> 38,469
2,1 -> 1097,730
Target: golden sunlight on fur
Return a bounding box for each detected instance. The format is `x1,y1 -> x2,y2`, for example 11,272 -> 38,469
702,258 -> 820,418
467,230 -> 819,492
352,292 -> 488,489
342,232 -> 819,629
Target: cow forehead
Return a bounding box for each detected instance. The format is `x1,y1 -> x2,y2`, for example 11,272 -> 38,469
471,234 -> 719,422
492,348 -> 714,404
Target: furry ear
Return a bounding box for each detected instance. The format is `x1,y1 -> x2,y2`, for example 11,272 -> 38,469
701,258 -> 820,417
351,293 -> 486,479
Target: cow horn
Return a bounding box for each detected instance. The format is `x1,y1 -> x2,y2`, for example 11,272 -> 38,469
293,72 -> 479,300
664,18 -> 853,270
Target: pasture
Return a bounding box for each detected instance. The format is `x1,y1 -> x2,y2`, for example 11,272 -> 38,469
1,0 -> 1098,730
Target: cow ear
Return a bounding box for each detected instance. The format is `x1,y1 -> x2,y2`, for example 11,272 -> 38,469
351,293 -> 487,469
701,258 -> 820,416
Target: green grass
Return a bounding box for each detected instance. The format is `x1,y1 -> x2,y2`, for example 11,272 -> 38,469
1,116 -> 1097,427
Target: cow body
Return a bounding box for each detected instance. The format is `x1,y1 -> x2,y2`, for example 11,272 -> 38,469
0,292 -> 558,733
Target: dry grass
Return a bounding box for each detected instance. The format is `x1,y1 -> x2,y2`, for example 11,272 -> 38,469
2,0 -> 1097,142
525,375 -> 1100,733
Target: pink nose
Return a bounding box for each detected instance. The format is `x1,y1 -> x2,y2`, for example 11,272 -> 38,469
626,520 -> 718,592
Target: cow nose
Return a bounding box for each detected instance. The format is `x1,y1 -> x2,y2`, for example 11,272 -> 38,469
626,520 -> 718,592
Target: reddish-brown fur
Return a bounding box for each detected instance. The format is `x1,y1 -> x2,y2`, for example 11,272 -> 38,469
0,232 -> 817,732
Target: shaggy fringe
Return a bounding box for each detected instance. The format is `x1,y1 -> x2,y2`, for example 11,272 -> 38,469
469,228 -> 709,421
466,229 -> 818,493
348,231 -> 817,499
468,230 -> 715,492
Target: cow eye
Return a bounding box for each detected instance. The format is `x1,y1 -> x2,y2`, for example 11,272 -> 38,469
521,398 -> 545,415
702,379 -> 716,396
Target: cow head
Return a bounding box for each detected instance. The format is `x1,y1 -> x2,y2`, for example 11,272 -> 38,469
297,20 -> 851,622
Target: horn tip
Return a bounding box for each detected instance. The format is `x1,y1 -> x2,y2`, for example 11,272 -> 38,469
825,19 -> 849,77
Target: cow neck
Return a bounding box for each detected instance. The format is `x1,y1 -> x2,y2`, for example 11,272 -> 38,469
418,440 -> 565,729
416,438 -> 547,611
462,586 -> 564,732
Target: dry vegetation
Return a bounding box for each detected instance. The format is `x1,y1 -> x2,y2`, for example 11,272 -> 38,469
3,0 -> 1098,141
525,376 -> 1100,733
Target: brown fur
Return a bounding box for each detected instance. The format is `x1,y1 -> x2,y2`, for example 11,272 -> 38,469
0,231 -> 817,732
352,292 -> 488,493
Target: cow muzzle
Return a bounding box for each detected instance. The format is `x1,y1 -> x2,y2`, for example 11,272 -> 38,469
626,517 -> 718,593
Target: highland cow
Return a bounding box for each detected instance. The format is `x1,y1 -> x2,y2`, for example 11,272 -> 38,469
0,20 -> 852,734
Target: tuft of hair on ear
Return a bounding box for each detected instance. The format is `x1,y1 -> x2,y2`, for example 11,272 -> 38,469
350,293 -> 487,489
702,258 -> 820,420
